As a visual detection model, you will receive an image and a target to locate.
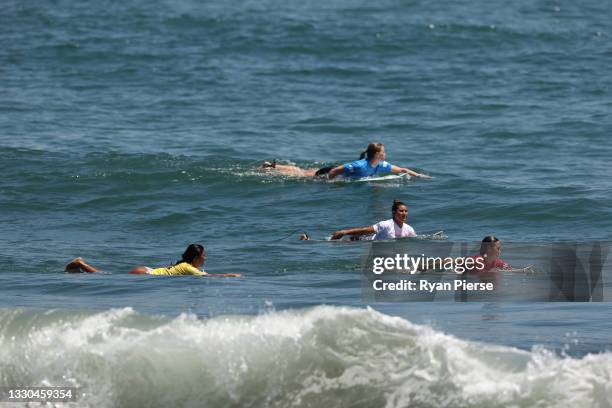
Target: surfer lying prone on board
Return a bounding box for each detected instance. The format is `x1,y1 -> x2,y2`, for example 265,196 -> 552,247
461,236 -> 512,285
65,243 -> 240,277
262,142 -> 431,180
330,199 -> 417,241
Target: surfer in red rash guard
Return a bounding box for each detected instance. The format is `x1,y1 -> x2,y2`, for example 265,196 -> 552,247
465,236 -> 512,285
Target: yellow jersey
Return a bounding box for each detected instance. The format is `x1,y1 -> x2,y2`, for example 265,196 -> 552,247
150,262 -> 206,276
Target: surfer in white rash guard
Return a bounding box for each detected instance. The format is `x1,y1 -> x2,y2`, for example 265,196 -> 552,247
330,199 -> 416,241
262,142 -> 431,180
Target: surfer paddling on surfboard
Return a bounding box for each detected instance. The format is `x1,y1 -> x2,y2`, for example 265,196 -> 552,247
262,142 -> 431,180
461,236 -> 512,285
330,199 -> 417,241
65,243 -> 240,277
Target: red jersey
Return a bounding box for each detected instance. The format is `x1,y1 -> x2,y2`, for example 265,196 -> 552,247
466,255 -> 512,282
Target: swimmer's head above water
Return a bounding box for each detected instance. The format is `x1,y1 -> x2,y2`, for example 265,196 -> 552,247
392,199 -> 408,226
178,243 -> 206,267
479,236 -> 501,261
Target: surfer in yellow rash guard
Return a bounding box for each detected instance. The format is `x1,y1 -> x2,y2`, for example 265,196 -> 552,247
129,243 -> 207,275
65,243 -> 241,276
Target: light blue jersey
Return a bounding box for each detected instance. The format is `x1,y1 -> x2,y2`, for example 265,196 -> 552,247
342,158 -> 393,179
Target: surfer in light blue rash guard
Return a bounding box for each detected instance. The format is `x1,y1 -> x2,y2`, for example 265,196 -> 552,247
262,142 -> 431,180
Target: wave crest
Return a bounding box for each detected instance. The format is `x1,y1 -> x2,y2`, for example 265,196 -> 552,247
1,306 -> 610,407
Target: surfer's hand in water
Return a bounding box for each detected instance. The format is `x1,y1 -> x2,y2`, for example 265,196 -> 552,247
394,166 -> 432,179
405,169 -> 432,179
331,230 -> 345,240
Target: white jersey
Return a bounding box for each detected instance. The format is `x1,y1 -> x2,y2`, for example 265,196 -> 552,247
372,219 -> 416,241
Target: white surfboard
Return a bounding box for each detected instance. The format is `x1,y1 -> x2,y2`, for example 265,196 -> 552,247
334,173 -> 411,183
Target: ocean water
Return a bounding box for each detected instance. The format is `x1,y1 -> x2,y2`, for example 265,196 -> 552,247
1,0 -> 611,406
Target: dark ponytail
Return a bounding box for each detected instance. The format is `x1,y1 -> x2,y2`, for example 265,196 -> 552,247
359,142 -> 385,160
176,243 -> 205,265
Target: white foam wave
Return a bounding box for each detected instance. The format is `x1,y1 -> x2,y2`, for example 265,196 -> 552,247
0,306 -> 610,407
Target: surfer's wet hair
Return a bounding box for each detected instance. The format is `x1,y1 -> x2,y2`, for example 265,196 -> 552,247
176,243 -> 205,265
359,142 -> 385,160
479,236 -> 500,256
392,199 -> 407,213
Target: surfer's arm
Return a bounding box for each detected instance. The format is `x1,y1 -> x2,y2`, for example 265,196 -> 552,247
391,165 -> 432,179
326,165 -> 345,180
331,226 -> 375,240
188,266 -> 208,276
